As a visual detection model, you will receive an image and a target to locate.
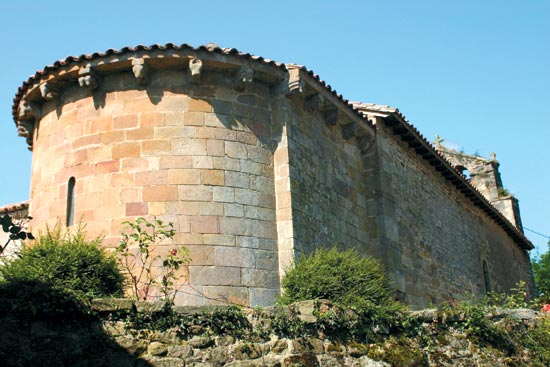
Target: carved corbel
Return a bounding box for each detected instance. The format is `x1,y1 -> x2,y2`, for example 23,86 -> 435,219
39,82 -> 58,100
17,100 -> 40,150
78,66 -> 98,89
323,109 -> 338,127
357,135 -> 375,153
18,100 -> 41,121
188,58 -> 203,84
341,122 -> 357,140
305,93 -> 322,113
131,58 -> 148,85
17,119 -> 34,138
287,68 -> 304,95
236,65 -> 253,91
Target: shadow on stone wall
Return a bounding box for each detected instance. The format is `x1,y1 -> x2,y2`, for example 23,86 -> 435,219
0,280 -> 152,367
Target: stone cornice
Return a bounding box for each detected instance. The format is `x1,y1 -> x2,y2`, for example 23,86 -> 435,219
11,43 -> 376,153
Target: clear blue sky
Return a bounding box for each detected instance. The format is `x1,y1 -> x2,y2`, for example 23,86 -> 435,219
1,1 -> 548,254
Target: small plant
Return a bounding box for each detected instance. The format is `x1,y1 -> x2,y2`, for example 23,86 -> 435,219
0,214 -> 34,255
497,187 -> 513,198
116,217 -> 190,302
0,225 -> 123,298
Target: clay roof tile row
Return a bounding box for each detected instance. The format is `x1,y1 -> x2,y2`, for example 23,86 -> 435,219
0,201 -> 29,214
12,43 -> 286,124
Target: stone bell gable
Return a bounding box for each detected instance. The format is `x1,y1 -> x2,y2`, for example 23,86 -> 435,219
9,43 -> 534,308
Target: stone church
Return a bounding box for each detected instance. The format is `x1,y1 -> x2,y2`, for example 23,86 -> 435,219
4,43 -> 535,308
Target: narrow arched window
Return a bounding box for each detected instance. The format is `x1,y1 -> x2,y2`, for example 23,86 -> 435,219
482,260 -> 492,293
66,177 -> 76,227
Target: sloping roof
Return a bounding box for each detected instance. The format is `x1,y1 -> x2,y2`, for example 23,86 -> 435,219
0,201 -> 29,214
352,102 -> 533,250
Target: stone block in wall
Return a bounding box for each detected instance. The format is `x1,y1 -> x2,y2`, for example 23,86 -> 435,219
249,288 -> 278,307
189,266 -> 241,286
241,268 -> 278,288
202,286 -> 248,306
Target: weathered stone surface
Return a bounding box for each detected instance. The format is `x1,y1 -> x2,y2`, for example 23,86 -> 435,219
91,298 -> 134,312
233,342 -> 262,360
137,356 -> 185,367
225,361 -> 263,367
188,336 -> 214,348
207,346 -> 232,366
294,300 -> 317,323
358,356 -> 391,367
136,301 -> 168,313
148,341 -> 168,356
167,345 -> 193,358
291,338 -> 323,354
116,336 -> 147,356
283,353 -> 319,367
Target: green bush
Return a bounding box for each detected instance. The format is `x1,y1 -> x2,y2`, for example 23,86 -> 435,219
532,242 -> 550,302
279,247 -> 404,323
0,227 -> 124,298
0,280 -> 90,321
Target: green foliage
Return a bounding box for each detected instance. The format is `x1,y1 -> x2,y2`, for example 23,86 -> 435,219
123,302 -> 179,331
0,226 -> 123,298
116,217 -> 190,301
179,306 -> 251,338
0,214 -> 34,255
270,306 -> 307,338
440,297 -> 514,352
367,336 -> 426,367
123,305 -> 252,339
0,280 -> 91,322
279,247 -> 404,324
519,316 -> 550,364
497,187 -> 513,198
532,242 -> 550,302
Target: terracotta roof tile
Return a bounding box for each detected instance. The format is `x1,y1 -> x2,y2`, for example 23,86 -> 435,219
0,201 -> 29,214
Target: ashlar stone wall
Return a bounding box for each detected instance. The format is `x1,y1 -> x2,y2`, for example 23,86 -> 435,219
12,44 -> 534,309
29,66 -> 281,307
366,121 -> 534,307
283,97 -> 371,257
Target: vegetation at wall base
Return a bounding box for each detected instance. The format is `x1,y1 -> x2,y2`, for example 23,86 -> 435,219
0,226 -> 124,298
116,217 -> 190,302
0,233 -> 549,366
278,247 -> 405,328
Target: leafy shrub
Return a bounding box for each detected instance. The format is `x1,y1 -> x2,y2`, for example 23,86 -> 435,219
279,247 -> 404,324
0,226 -> 124,298
116,217 -> 190,301
532,242 -> 550,302
439,297 -> 514,351
0,280 -> 90,321
0,214 -> 34,255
